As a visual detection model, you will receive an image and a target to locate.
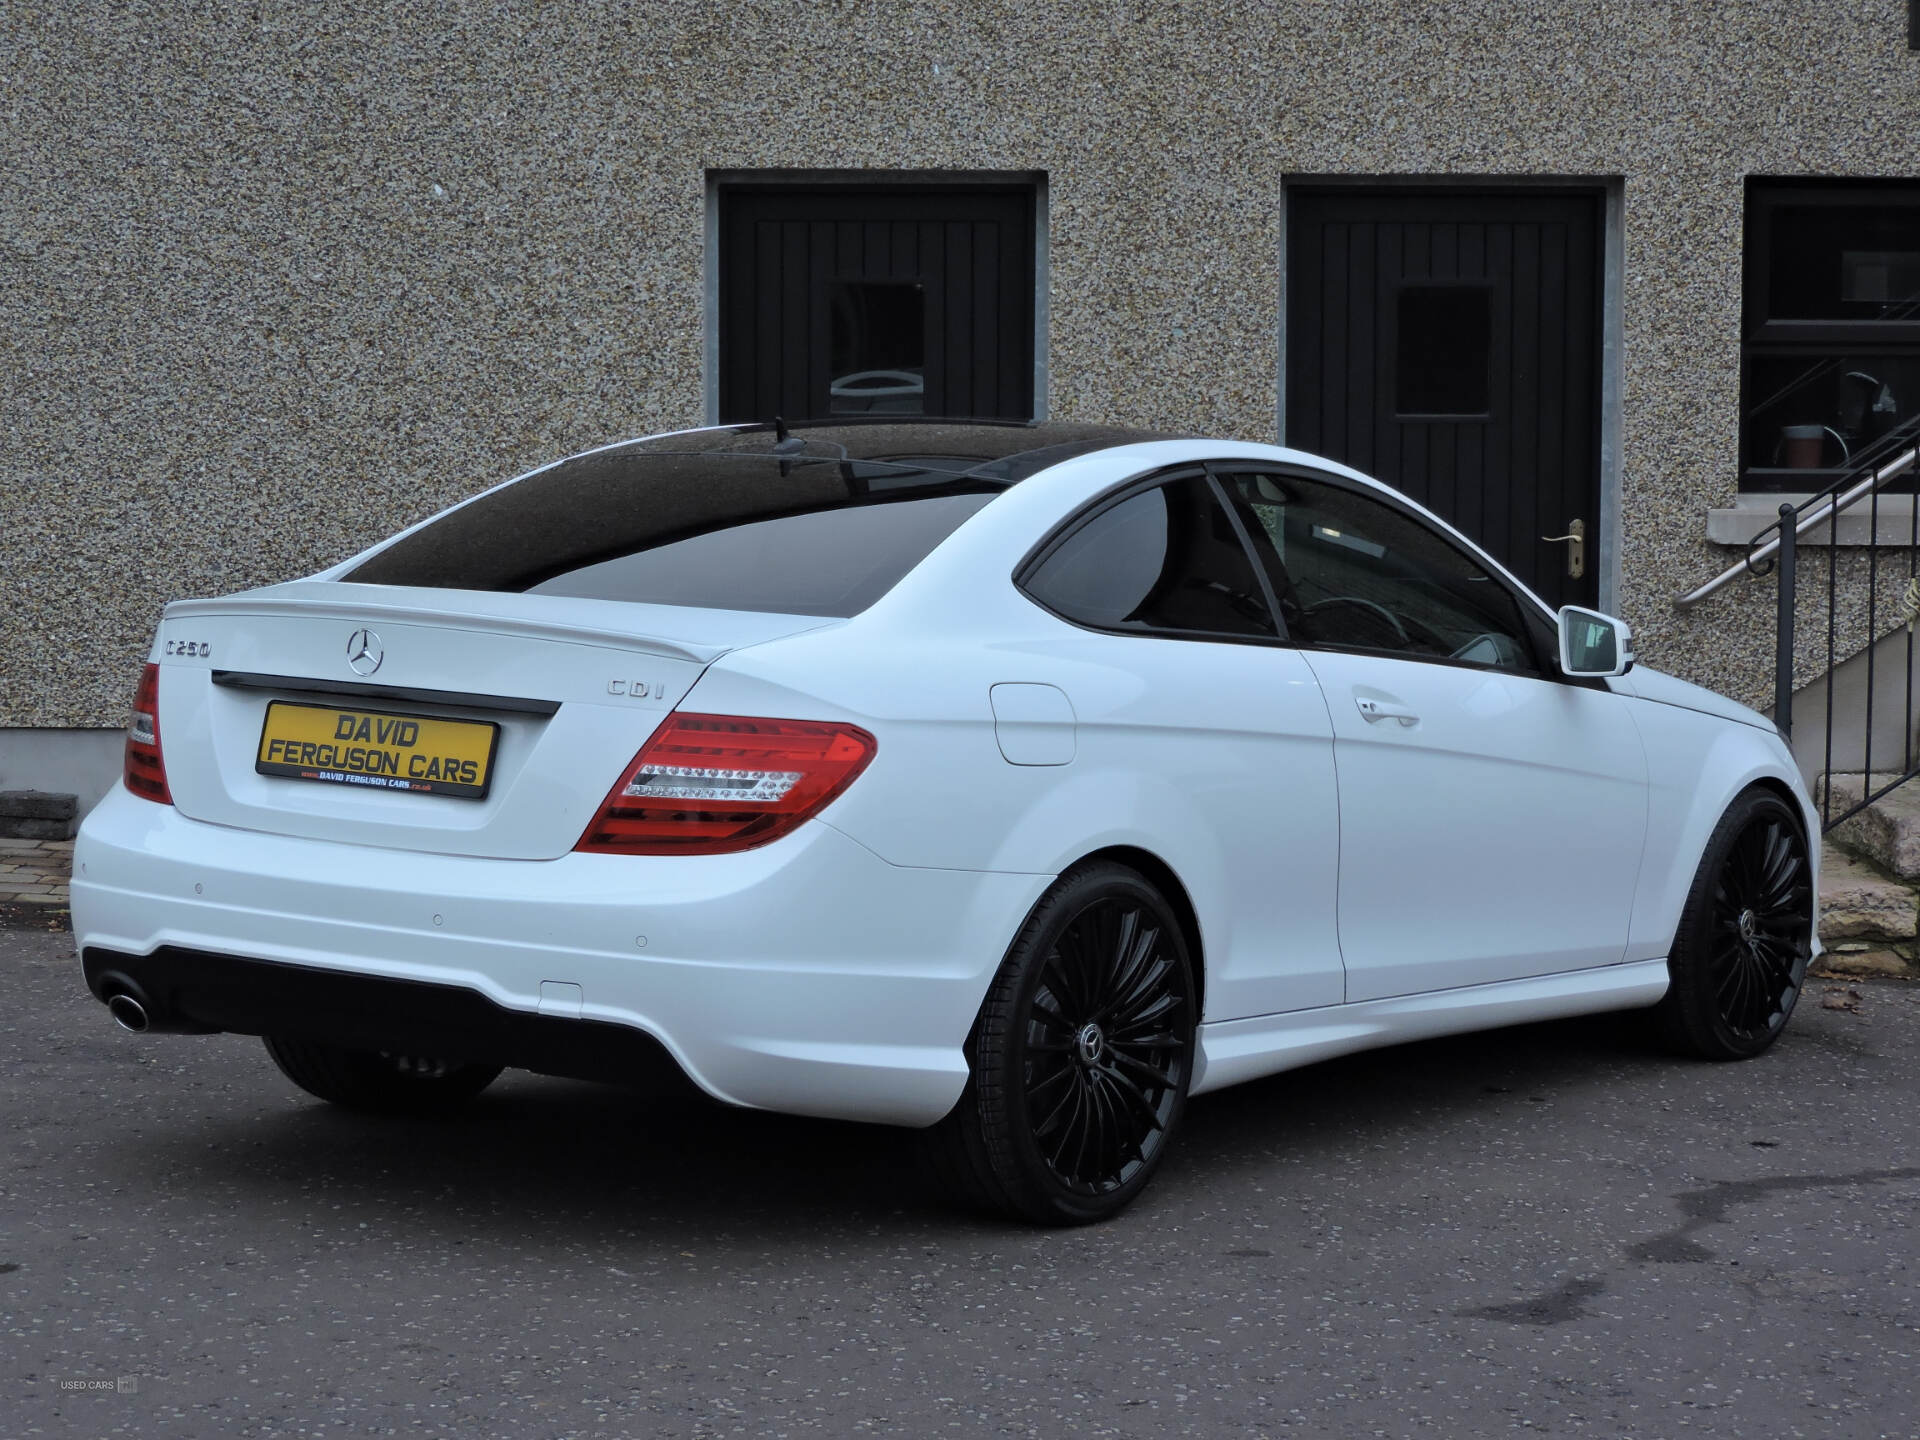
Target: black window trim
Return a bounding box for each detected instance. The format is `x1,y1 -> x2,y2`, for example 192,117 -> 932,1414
1012,465 -> 1295,650
1012,455 -> 1609,687
1200,460 -> 1588,684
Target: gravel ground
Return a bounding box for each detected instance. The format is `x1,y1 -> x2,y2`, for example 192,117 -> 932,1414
5,925 -> 1917,1438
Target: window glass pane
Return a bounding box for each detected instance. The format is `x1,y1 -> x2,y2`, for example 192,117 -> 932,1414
1744,354 -> 1920,477
347,447 -> 1001,616
1024,477 -> 1276,638
1221,472 -> 1537,671
1767,204 -> 1920,321
525,493 -> 993,614
829,282 -> 925,414
1396,286 -> 1491,416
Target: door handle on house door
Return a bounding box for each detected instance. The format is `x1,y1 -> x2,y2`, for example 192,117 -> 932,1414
1355,696 -> 1419,727
1541,519 -> 1586,579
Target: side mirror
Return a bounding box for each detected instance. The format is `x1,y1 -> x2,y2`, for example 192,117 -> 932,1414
1557,606 -> 1634,678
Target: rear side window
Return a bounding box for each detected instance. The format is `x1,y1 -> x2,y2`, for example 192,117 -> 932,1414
1021,475 -> 1277,639
345,448 -> 1001,617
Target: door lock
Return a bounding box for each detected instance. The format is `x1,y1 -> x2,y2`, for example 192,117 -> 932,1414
1541,518 -> 1586,580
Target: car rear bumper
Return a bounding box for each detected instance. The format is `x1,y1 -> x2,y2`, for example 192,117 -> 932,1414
72,785 -> 1050,1126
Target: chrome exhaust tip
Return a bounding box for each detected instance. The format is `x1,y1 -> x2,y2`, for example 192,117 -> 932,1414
106,993 -> 150,1033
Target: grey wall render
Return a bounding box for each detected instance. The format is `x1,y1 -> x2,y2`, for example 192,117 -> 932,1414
5,1 -> 1920,726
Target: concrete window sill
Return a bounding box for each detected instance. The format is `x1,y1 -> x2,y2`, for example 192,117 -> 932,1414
1708,495 -> 1920,547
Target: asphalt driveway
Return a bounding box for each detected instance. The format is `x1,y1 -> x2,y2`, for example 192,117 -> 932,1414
5,925 -> 1916,1438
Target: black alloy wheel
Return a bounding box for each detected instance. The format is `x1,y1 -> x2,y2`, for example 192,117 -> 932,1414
1655,788 -> 1813,1060
263,1034 -> 503,1113
924,861 -> 1197,1224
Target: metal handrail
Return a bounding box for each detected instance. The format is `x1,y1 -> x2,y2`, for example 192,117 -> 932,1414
1673,443 -> 1920,609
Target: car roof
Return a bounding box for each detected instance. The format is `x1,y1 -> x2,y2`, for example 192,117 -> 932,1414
649,418 -> 1186,484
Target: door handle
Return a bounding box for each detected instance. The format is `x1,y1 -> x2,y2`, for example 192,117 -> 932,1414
1541,518 -> 1586,579
1356,696 -> 1419,727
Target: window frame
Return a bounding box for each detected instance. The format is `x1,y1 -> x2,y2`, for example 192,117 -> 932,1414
1013,466 -> 1293,648
1015,459 -> 1574,682
1203,462 -> 1560,680
1741,178 -> 1920,491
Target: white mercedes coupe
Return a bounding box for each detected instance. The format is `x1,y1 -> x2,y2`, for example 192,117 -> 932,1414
74,420 -> 1818,1224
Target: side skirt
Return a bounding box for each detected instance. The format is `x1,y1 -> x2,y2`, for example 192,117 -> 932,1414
1191,959 -> 1671,1096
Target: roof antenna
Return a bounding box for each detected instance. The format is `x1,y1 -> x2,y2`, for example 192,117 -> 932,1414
771,417 -> 809,476
769,415 -> 808,476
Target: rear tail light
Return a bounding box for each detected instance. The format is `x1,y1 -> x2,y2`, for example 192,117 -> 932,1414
576,712 -> 876,855
124,662 -> 173,804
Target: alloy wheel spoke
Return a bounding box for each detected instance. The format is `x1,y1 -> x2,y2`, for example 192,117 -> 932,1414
1105,952 -> 1172,1030
1093,1071 -> 1149,1167
1091,922 -> 1161,1026
1111,990 -> 1182,1039
1026,893 -> 1192,1195
1108,1048 -> 1177,1090
1710,816 -> 1811,1039
1032,1064 -> 1079,1137
1049,1075 -> 1089,1171
1029,987 -> 1076,1035
1100,1062 -> 1167,1134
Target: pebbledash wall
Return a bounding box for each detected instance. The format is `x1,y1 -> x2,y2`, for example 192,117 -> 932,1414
5,2 -> 1920,808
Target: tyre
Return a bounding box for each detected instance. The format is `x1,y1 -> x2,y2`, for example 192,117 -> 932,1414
924,860 -> 1198,1225
263,1034 -> 503,1114
1653,786 -> 1813,1061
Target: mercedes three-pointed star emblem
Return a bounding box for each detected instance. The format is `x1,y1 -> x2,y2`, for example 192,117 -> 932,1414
345,628 -> 384,677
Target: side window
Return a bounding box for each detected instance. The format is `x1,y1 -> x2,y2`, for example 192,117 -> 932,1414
1219,471 -> 1540,672
1023,475 -> 1277,639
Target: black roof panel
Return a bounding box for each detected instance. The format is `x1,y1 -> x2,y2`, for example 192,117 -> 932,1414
340,420 -> 1179,614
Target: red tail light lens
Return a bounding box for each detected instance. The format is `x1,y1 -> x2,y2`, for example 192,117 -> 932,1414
124,662 -> 173,804
577,712 -> 876,855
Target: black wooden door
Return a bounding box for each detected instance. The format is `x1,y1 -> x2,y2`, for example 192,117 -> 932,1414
718,185 -> 1035,424
1286,190 -> 1603,609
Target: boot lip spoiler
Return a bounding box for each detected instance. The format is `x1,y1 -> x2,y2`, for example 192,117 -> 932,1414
210,670 -> 563,717
161,589 -> 785,666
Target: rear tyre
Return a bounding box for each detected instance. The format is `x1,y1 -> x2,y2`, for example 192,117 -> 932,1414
923,861 -> 1198,1225
263,1035 -> 503,1114
1653,787 -> 1813,1061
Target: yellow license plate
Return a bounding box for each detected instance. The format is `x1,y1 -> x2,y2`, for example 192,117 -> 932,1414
256,701 -> 499,799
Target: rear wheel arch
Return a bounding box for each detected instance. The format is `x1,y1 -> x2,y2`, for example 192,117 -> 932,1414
1073,845 -> 1206,1024
929,855 -> 1201,1223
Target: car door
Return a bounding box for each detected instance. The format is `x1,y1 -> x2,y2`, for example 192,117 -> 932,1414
1018,468 -> 1347,1021
1214,467 -> 1649,1002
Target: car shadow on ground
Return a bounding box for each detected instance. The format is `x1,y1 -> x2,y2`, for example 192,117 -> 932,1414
118,1011 -> 1689,1243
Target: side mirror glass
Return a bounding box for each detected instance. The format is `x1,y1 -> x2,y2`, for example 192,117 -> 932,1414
1557,606 -> 1634,678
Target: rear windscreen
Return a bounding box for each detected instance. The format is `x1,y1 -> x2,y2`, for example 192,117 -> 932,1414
344,444 -> 1005,617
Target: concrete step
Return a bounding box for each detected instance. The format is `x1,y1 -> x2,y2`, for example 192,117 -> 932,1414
1821,773 -> 1920,880
1819,841 -> 1919,942
0,790 -> 78,841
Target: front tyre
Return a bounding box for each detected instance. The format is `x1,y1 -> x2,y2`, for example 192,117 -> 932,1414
1654,787 -> 1813,1061
264,1035 -> 503,1114
926,861 -> 1198,1225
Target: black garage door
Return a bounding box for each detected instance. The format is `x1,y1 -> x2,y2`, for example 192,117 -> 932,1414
1286,189 -> 1604,610
717,184 -> 1036,425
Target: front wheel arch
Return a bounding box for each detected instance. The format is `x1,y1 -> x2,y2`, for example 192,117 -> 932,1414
1654,783 -> 1814,1060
